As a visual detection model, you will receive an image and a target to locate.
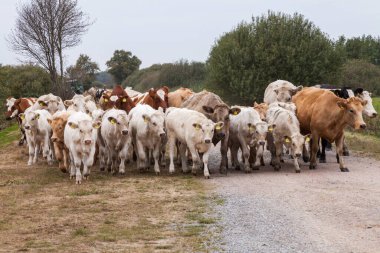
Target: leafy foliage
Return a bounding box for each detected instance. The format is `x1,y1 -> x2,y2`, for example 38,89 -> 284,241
66,54 -> 100,91
106,50 -> 141,83
207,11 -> 345,104
339,35 -> 380,65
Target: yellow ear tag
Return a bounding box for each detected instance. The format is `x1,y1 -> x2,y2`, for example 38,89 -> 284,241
285,138 -> 291,143
20,115 -> 25,120
215,125 -> 222,130
39,101 -> 45,106
249,126 -> 255,132
69,123 -> 76,129
144,117 -> 148,123
339,105 -> 344,110
111,119 -> 117,125
306,137 -> 310,142
104,99 -> 109,102
268,127 -> 273,132
122,98 -> 127,102
195,125 -> 201,130
233,111 -> 238,115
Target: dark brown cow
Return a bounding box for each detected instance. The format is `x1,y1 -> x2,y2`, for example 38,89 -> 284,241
100,85 -> 135,113
5,97 -> 36,145
133,86 -> 169,111
293,87 -> 367,172
181,90 -> 241,174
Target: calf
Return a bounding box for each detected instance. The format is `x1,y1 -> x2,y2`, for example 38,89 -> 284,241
129,104 -> 166,174
229,107 -> 271,172
48,111 -> 70,172
253,102 -> 268,121
166,108 -> 223,178
91,109 -> 106,171
267,105 -> 310,173
101,109 -> 132,174
181,90 -> 240,174
100,85 -> 135,112
293,87 -> 366,172
19,110 -> 53,166
133,86 -> 169,111
168,87 -> 194,107
64,112 -> 100,184
264,80 -> 303,104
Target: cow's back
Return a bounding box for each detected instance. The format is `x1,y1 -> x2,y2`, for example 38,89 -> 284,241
181,90 -> 224,113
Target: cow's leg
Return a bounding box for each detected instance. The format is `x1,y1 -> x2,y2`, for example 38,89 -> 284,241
238,137 -> 251,173
319,138 -> 327,163
202,148 -> 211,179
62,148 -> 69,173
309,133 -> 319,170
254,144 -> 264,169
111,149 -> 118,175
230,142 -> 239,170
219,133 -> 229,174
106,147 -> 112,172
179,142 -> 189,173
336,134 -> 349,172
136,141 -> 147,172
267,133 -> 277,166
302,143 -> 310,163
74,156 -> 82,184
188,145 -> 200,176
33,141 -> 39,164
273,141 -> 283,171
99,145 -> 106,171
44,135 -> 52,165
27,140 -> 34,166
342,135 -> 350,156
168,135 -> 176,174
69,151 -> 75,179
153,144 -> 161,175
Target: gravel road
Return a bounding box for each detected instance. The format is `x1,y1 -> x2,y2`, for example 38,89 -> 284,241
206,145 -> 380,253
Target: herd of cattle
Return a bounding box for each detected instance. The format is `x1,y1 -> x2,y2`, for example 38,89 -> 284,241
4,80 -> 378,183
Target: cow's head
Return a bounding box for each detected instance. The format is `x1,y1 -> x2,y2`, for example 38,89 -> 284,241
64,95 -> 93,113
47,116 -> 68,143
19,111 -> 41,131
354,88 -> 377,118
100,93 -> 118,110
107,111 -> 129,136
283,133 -> 311,158
192,120 -> 223,144
115,94 -> 135,113
252,122 -> 275,147
146,87 -> 169,112
37,94 -> 62,115
337,97 -> 367,130
142,108 -> 166,138
91,109 -> 105,122
253,102 -> 269,121
5,98 -> 19,120
68,119 -> 100,145
273,85 -> 303,102
275,102 -> 297,114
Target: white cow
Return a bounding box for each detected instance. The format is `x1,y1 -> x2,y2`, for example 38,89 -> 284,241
64,112 -> 99,184
266,105 -> 310,173
166,108 -> 223,178
264,80 -> 303,104
91,109 -> 106,171
30,93 -> 65,115
19,109 -> 53,166
129,104 -> 166,174
65,94 -> 97,114
125,87 -> 142,98
229,107 -> 272,172
101,109 -> 132,174
354,89 -> 377,118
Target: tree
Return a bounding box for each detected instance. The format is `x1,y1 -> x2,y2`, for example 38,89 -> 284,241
106,50 -> 141,83
207,11 -> 345,104
66,54 -> 99,91
8,0 -> 92,97
339,35 -> 380,65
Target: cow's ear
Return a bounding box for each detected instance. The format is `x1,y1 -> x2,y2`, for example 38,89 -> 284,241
84,95 -> 93,102
292,85 -> 303,95
157,107 -> 164,113
354,88 -> 364,95
161,86 -> 169,93
215,121 -> 224,130
273,88 -> 279,95
304,134 -> 311,143
247,123 -> 255,133
202,106 -> 214,114
108,117 -> 117,125
229,107 -> 241,116
268,124 -> 276,132
142,114 -> 150,123
337,100 -> 347,110
369,92 -> 372,97
102,95 -> 110,103
361,99 -> 368,106
149,88 -> 156,97
92,121 -> 101,129
19,113 -> 25,120
38,100 -> 47,107
284,136 -> 292,143
193,123 -> 202,130
253,102 -> 259,107
35,113 -> 40,120
68,122 -> 78,129
47,118 -> 52,125
64,100 -> 73,107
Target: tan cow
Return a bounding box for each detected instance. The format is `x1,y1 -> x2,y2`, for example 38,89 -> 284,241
293,87 -> 367,172
253,102 -> 269,121
168,87 -> 194,107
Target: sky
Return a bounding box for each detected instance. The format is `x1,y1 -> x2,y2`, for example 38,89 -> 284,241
1,0 -> 380,70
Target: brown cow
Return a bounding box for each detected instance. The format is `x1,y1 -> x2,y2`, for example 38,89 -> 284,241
181,90 -> 241,174
5,97 -> 36,145
293,87 -> 367,172
100,85 -> 135,113
168,87 -> 194,107
47,111 -> 70,172
253,102 -> 269,121
133,86 -> 169,111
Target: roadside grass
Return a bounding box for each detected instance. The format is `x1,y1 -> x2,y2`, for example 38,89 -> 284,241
345,132 -> 380,160
0,133 -> 217,252
0,124 -> 19,147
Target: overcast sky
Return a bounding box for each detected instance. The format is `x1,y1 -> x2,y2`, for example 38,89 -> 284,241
1,0 -> 380,70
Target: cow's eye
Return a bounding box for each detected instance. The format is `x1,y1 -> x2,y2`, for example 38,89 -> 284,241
153,122 -> 157,126
86,110 -> 90,114
349,109 -> 354,113
224,116 -> 229,121
80,130 -> 83,133
74,104 -> 77,107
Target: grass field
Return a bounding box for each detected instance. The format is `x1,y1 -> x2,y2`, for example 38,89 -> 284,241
0,127 -> 219,252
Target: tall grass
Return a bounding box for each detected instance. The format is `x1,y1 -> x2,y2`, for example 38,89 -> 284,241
363,97 -> 380,137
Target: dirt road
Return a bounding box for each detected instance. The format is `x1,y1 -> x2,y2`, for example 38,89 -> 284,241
208,146 -> 380,253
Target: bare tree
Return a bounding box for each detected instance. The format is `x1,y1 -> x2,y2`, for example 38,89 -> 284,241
8,0 -> 92,98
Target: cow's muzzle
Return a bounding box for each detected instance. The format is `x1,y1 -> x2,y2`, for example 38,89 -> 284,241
122,130 -> 128,135
84,140 -> 92,145
205,139 -> 211,144
360,124 -> 367,129
24,126 -> 30,130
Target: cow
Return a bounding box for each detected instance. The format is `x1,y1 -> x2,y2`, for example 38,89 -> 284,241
100,85 -> 135,113
64,94 -> 96,114
48,111 -> 71,172
228,107 -> 271,172
101,109 -> 132,175
293,87 -> 367,172
181,90 -> 240,174
354,88 -> 377,118
263,80 -> 303,104
166,107 -> 223,178
5,97 -> 36,145
91,109 -> 106,171
129,104 -> 166,174
266,105 -> 310,173
124,87 -> 142,98
19,109 -> 53,166
253,102 -> 268,121
133,86 -> 169,111
30,93 -> 65,115
64,112 -> 100,184
168,87 -> 194,107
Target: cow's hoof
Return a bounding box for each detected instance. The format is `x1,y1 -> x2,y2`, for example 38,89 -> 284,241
252,166 -> 260,170
192,171 -> 197,176
100,167 -> 105,172
18,141 -> 24,146
60,168 -> 67,173
319,157 -> 326,163
219,167 -> 227,175
260,162 -> 265,166
234,165 -> 241,171
303,156 -> 310,163
204,175 -> 210,179
274,165 -> 281,171
280,159 -> 285,163
295,170 -> 301,173
340,167 -> 350,172
309,164 -> 317,170
343,151 -> 350,156
155,171 -> 160,176
83,174 -> 89,180
119,171 -> 125,175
